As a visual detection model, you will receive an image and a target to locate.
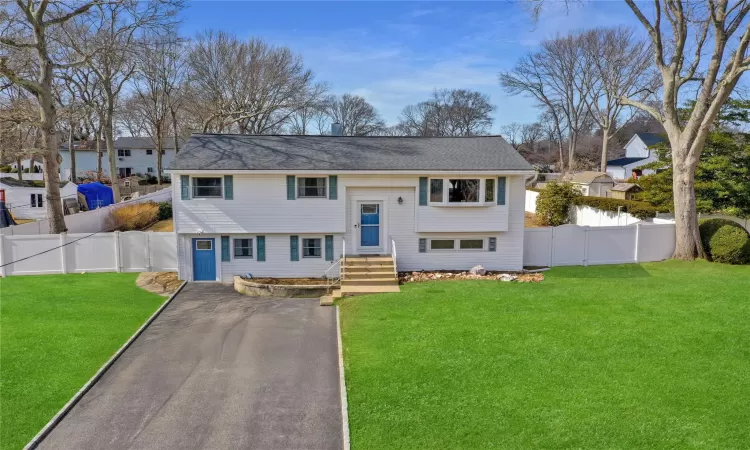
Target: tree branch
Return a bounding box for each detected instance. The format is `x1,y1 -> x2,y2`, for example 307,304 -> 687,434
619,96 -> 663,122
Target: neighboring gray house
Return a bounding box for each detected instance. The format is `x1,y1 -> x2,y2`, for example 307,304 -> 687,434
606,133 -> 667,180
167,134 -> 535,289
59,137 -> 180,180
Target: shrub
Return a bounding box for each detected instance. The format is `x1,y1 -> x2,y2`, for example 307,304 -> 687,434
0,165 -> 11,173
573,197 -> 659,220
536,181 -> 580,226
157,201 -> 172,220
106,201 -> 159,231
699,218 -> 750,264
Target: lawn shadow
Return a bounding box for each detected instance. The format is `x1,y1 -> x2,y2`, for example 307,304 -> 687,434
550,264 -> 652,279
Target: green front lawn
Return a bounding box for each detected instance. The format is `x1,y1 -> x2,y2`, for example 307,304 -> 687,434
0,273 -> 166,450
339,261 -> 750,449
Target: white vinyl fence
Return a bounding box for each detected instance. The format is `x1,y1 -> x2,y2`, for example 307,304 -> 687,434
524,223 -> 676,267
0,231 -> 177,276
1,188 -> 171,236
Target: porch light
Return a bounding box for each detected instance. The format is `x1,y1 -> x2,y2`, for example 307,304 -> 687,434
398,196 -> 403,205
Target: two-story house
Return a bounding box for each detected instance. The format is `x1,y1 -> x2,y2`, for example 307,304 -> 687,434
168,133 -> 535,285
606,132 -> 667,180
59,137 -> 178,180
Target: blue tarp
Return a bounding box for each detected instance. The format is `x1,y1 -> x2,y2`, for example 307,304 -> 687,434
78,182 -> 114,210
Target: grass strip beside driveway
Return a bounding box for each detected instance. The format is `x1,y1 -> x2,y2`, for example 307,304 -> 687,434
0,273 -> 165,450
339,261 -> 750,449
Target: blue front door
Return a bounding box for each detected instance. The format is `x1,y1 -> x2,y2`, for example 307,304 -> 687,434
360,204 -> 380,247
192,238 -> 216,281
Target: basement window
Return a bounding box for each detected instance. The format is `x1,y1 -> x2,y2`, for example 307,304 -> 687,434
303,238 -> 322,258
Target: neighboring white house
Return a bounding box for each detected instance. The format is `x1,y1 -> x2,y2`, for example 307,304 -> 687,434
0,178 -> 78,220
167,134 -> 535,283
59,137 -> 179,180
606,132 -> 666,180
563,171 -> 615,197
2,159 -> 45,181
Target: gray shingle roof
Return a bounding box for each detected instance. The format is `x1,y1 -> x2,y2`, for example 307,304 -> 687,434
114,137 -> 182,150
169,134 -> 533,171
635,132 -> 667,147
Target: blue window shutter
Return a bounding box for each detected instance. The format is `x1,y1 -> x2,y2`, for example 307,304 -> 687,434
290,235 -> 299,261
224,175 -> 233,199
419,238 -> 426,253
489,237 -> 497,252
329,175 -> 338,200
257,236 -> 266,261
419,177 -> 428,206
221,236 -> 230,261
180,175 -> 189,200
287,176 -> 295,200
497,177 -> 507,205
325,235 -> 334,261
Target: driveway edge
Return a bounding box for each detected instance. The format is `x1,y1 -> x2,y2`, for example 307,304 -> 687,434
24,281 -> 188,450
336,305 -> 351,450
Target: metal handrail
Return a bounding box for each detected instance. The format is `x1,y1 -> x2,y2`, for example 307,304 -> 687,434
391,238 -> 397,277
324,258 -> 341,293
342,238 -> 346,281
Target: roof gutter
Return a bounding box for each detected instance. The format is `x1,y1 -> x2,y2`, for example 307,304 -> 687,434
165,169 -> 538,176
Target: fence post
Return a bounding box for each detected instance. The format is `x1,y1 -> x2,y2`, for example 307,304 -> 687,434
0,234 -> 6,277
634,223 -> 641,263
145,232 -> 152,272
548,227 -> 555,267
59,232 -> 67,274
114,231 -> 122,273
583,226 -> 590,266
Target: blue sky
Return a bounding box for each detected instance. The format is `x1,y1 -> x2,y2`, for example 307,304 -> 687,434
180,1 -> 645,133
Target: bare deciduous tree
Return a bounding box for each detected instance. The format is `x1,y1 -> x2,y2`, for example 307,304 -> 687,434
582,27 -> 655,171
620,0 -> 750,259
398,89 -> 495,136
500,122 -> 522,148
185,31 -> 326,135
320,94 -> 385,136
501,33 -> 594,170
0,1 -> 105,232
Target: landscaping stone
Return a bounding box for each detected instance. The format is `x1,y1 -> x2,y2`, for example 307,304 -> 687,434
398,271 -> 544,284
469,265 -> 486,275
136,272 -> 182,296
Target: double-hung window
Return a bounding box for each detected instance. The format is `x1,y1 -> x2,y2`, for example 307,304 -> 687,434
30,193 -> 43,208
233,238 -> 253,258
192,177 -> 223,198
146,149 -> 153,155
303,238 -> 322,258
117,149 -> 131,157
485,179 -> 495,203
297,177 -> 327,198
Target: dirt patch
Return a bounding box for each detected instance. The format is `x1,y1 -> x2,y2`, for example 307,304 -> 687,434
143,219 -> 174,232
242,277 -> 328,286
525,212 -> 543,227
399,270 -> 544,284
136,272 -> 182,296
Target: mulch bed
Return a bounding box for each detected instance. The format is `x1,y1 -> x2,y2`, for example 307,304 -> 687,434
399,270 -> 544,284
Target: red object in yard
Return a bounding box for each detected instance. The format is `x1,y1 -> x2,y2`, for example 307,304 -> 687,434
0,189 -> 16,228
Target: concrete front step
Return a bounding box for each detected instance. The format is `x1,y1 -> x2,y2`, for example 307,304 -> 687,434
319,289 -> 342,306
341,284 -> 401,294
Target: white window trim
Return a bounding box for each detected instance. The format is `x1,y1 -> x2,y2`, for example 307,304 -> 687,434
427,177 -> 496,206
191,176 -> 224,199
232,237 -> 254,260
302,236 -> 324,258
296,176 -> 327,199
428,237 -> 487,252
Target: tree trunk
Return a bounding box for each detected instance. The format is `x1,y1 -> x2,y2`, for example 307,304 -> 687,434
68,126 -> 76,182
567,131 -> 577,170
96,130 -> 102,182
156,125 -> 163,185
170,107 -> 179,153
16,156 -> 23,181
600,128 -> 610,173
39,109 -> 67,233
104,105 -> 120,202
672,165 -> 706,259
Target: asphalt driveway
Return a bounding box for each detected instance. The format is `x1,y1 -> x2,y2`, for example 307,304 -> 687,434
38,284 -> 343,450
